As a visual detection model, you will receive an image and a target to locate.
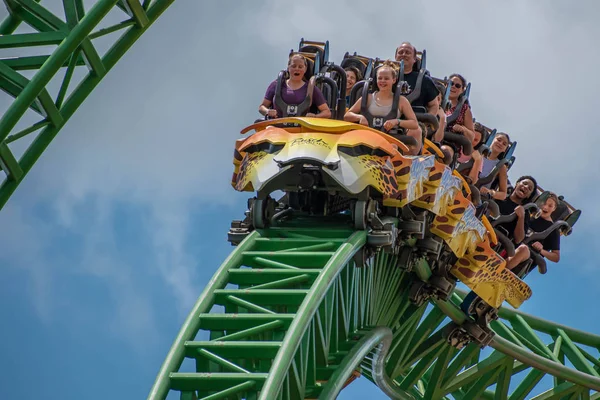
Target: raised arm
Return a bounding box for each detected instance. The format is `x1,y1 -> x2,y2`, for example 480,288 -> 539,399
484,164 -> 508,200
434,109 -> 446,142
467,150 -> 482,184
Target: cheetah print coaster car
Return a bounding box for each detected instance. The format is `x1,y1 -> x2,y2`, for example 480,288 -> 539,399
232,118 -> 532,310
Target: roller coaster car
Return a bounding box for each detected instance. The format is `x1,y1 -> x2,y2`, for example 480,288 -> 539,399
230,117 -> 532,313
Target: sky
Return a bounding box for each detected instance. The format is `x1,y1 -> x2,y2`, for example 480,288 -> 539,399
1,1 -> 599,399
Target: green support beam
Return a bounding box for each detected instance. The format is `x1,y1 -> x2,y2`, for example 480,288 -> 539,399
0,0 -> 176,210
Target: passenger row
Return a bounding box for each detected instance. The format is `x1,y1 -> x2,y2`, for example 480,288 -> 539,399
255,38 -> 579,282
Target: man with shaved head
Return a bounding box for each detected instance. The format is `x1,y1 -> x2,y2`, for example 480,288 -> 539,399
394,42 -> 440,155
394,42 -> 439,115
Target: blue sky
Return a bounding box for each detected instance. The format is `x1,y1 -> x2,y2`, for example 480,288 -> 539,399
1,1 -> 599,399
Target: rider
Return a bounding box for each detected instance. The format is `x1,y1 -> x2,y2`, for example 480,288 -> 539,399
457,123 -> 484,184
344,61 -> 419,151
479,132 -> 510,201
394,42 -> 439,114
529,192 -> 561,270
495,176 -> 538,269
259,53 -> 331,119
394,42 -> 439,154
446,73 -> 475,144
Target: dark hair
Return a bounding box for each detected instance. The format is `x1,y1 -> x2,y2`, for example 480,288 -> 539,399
516,175 -> 538,203
472,123 -> 485,149
474,122 -> 485,135
496,132 -> 511,143
435,82 -> 446,97
449,73 -> 467,88
344,66 -> 363,81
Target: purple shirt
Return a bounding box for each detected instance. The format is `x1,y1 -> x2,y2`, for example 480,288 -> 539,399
264,80 -> 327,117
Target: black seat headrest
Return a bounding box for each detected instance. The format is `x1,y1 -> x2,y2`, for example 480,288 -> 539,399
299,45 -> 325,64
341,57 -> 367,78
304,57 -> 315,80
552,201 -> 570,221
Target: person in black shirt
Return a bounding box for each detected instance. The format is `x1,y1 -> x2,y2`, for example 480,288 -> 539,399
494,176 -> 538,269
529,193 -> 561,271
394,42 -> 440,155
394,42 -> 439,113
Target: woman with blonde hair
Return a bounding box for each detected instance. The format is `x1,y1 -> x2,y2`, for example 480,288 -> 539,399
344,61 -> 421,154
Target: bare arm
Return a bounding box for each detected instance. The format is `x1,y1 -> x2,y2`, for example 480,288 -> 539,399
514,210 -> 527,244
434,110 -> 446,142
467,151 -> 482,184
464,106 -> 475,134
398,97 -> 418,130
487,165 -> 508,200
259,99 -> 277,118
344,97 -> 366,124
460,107 -> 475,142
542,249 -> 560,263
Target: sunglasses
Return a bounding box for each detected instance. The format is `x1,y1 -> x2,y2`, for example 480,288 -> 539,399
451,82 -> 463,89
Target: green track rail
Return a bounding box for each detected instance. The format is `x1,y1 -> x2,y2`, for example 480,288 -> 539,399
0,0 -> 175,210
149,220 -> 600,400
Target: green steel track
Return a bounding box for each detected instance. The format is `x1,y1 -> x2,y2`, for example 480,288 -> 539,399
0,0 -> 175,211
149,218 -> 600,400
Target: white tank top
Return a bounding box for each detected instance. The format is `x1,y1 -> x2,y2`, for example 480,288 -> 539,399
367,92 -> 399,117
